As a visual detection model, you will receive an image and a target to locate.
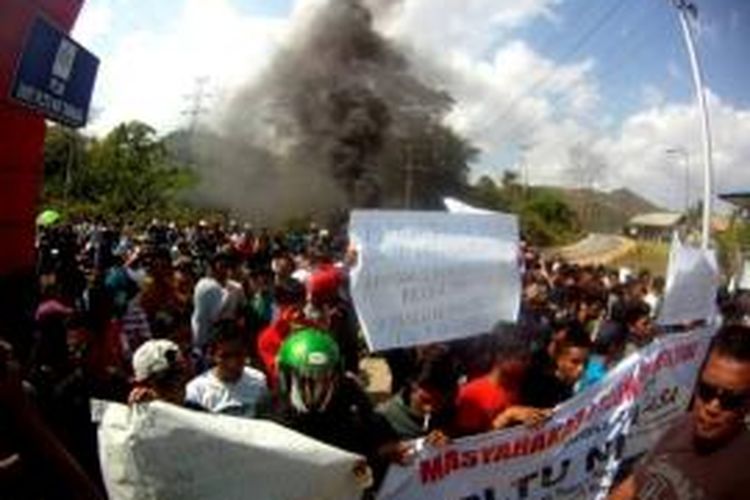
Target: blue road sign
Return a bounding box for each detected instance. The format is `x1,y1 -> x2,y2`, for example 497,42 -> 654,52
10,16 -> 99,128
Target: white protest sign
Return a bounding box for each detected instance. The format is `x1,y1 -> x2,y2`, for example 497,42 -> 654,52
657,235 -> 718,325
378,327 -> 714,500
737,259 -> 750,291
96,401 -> 365,500
443,197 -> 494,215
349,210 -> 521,351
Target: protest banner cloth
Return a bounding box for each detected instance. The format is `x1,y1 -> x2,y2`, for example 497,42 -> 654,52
657,235 -> 719,325
349,210 -> 521,351
95,400 -> 366,500
378,327 -> 714,500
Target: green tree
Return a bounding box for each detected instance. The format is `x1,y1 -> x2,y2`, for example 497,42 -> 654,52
43,125 -> 87,201
467,173 -> 581,247
715,212 -> 750,278
64,121 -> 194,218
519,192 -> 580,246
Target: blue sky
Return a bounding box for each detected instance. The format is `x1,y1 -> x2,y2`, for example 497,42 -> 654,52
73,0 -> 750,209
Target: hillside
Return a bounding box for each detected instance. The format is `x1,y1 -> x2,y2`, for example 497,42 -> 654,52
537,186 -> 662,233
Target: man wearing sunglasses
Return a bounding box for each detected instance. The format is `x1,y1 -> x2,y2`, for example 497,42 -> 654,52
611,325 -> 750,499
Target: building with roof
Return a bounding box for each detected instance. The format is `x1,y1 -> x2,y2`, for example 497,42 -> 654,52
625,212 -> 685,242
720,192 -> 750,215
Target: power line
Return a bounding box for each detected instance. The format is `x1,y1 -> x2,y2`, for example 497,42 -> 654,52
491,0 -> 696,184
480,0 -> 630,141
509,0 -> 662,142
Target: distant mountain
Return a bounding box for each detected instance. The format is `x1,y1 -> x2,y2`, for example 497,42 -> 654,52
536,186 -> 663,233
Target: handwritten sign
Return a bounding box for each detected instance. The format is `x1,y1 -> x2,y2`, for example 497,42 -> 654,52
349,210 -> 521,351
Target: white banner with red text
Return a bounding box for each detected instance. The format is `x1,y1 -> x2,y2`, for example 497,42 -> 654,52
378,327 -> 715,500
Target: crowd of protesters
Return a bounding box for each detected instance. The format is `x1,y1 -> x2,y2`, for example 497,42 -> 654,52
1,218 -> 750,499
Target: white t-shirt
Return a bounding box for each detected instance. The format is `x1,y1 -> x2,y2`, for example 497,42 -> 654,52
185,367 -> 269,418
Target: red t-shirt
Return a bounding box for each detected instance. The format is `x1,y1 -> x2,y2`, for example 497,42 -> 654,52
256,309 -> 321,388
454,376 -> 517,436
257,318 -> 292,387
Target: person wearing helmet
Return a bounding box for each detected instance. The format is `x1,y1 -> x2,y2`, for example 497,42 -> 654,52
276,328 -> 342,415
305,260 -> 360,375
267,328 -> 402,486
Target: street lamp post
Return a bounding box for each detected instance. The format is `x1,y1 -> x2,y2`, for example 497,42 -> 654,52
670,0 -> 715,250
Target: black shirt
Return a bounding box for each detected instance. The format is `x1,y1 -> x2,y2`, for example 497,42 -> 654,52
267,375 -> 396,459
521,355 -> 573,409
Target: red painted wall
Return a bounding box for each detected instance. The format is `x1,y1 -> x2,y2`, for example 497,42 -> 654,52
0,0 -> 85,274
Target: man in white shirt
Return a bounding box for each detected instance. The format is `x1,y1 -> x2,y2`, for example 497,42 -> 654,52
186,321 -> 269,418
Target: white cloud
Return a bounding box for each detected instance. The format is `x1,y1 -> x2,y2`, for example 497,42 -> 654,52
437,41 -> 597,149
376,0 -> 750,210
377,0 -> 559,57
72,0 -> 113,46
82,0 -> 288,135
597,91 -> 750,209
376,0 -> 600,190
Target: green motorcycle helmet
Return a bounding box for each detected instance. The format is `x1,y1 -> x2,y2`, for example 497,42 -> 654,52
277,328 -> 341,413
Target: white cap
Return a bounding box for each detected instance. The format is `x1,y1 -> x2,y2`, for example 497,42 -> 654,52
132,339 -> 181,382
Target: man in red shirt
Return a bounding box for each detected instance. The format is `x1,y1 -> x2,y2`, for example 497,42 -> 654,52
257,279 -> 317,387
454,337 -> 550,436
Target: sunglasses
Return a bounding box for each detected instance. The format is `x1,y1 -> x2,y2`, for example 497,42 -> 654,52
696,380 -> 750,411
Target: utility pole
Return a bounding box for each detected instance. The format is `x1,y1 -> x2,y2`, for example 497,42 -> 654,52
670,0 -> 714,250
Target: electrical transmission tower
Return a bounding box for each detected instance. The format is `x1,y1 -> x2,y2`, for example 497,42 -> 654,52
182,76 -> 212,134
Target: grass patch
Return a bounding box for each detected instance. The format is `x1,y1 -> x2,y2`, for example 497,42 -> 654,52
610,241 -> 670,277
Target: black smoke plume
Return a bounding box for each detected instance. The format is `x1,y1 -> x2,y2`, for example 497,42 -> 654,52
185,0 -> 475,223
